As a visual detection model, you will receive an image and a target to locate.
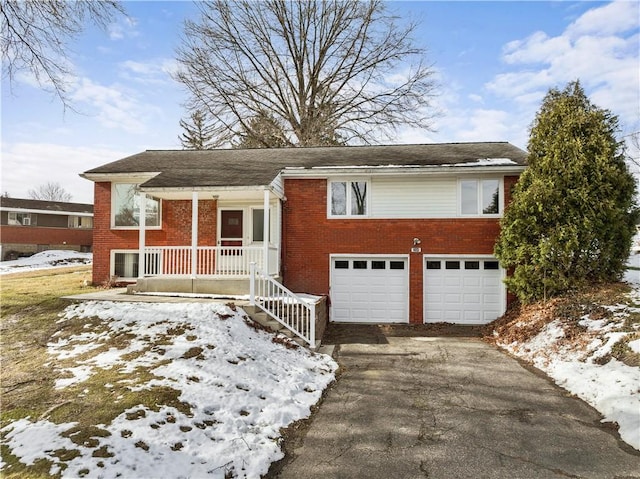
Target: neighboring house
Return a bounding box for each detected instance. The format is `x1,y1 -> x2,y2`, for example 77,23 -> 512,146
0,198 -> 93,261
82,142 -> 527,335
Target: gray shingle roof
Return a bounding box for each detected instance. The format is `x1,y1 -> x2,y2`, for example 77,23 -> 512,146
0,197 -> 93,214
83,142 -> 527,188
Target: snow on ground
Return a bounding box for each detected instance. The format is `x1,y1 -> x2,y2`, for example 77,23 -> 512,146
0,250 -> 92,274
496,280 -> 640,451
1,301 -> 338,478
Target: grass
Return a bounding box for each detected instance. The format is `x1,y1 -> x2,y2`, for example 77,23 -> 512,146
0,267 -> 187,478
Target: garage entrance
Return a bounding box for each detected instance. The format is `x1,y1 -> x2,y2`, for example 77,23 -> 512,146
424,256 -> 504,324
330,256 -> 409,323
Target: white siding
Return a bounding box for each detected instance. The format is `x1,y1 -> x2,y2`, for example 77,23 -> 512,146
370,176 -> 458,218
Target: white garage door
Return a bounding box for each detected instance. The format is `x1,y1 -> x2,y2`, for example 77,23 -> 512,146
424,257 -> 504,324
331,257 -> 408,323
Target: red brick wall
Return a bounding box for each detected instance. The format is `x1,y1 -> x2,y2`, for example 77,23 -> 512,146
282,177 -> 518,324
92,182 -> 217,284
0,226 -> 92,247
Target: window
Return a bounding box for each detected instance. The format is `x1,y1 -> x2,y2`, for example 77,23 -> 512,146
465,261 -> 480,270
8,212 -> 33,226
389,261 -> 405,270
113,252 -> 139,278
112,183 -> 161,228
335,260 -> 349,269
426,261 -> 441,270
372,261 -> 386,270
353,260 -> 367,269
445,261 -> 460,270
252,209 -> 264,242
68,216 -> 93,229
460,179 -> 500,215
329,180 -> 368,217
484,261 -> 500,270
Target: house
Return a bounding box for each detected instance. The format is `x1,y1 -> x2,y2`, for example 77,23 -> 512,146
0,198 -> 93,261
81,142 -> 527,343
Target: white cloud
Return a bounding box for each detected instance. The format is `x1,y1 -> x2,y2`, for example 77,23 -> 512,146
119,58 -> 178,85
70,78 -> 156,134
0,143 -> 131,203
487,0 -> 639,136
108,17 -> 139,41
566,0 -> 639,37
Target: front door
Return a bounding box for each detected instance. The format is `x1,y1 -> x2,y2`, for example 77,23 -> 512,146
220,210 -> 243,247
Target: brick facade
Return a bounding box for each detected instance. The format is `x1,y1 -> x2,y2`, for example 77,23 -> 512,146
282,177 -> 519,324
92,182 -> 217,284
1,226 -> 92,259
93,175 -> 519,322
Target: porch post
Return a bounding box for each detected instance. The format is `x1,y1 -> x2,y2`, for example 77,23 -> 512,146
138,192 -> 147,279
191,191 -> 198,278
263,188 -> 270,275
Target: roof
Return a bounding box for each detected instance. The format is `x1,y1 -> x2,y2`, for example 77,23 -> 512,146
0,197 -> 93,214
83,142 -> 528,189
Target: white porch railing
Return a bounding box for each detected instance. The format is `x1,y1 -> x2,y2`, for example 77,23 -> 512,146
143,246 -> 278,276
249,262 -> 316,346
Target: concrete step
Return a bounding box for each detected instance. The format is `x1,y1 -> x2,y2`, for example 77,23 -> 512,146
242,305 -> 313,349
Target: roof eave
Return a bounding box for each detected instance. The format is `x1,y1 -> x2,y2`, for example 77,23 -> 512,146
0,207 -> 93,216
80,172 -> 161,182
281,164 -> 527,178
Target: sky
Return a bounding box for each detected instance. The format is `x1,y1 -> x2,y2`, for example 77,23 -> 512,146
1,0 -> 638,204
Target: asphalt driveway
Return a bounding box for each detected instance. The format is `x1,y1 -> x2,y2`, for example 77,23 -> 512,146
274,325 -> 640,479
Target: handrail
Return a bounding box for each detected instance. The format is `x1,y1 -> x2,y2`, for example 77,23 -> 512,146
143,245 -> 267,276
249,262 -> 315,346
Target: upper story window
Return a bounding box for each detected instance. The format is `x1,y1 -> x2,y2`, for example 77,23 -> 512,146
8,212 -> 34,226
329,180 -> 368,217
68,216 -> 93,229
112,183 -> 161,228
460,179 -> 501,216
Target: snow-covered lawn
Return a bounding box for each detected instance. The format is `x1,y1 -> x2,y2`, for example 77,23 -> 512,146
494,281 -> 640,451
0,250 -> 92,274
1,301 -> 338,478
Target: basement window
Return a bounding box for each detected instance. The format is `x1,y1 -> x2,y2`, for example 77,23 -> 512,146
112,251 -> 139,279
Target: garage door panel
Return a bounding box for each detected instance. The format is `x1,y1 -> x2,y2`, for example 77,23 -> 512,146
463,293 -> 481,304
331,257 -> 408,323
425,257 -> 504,325
444,293 -> 461,303
463,277 -> 482,287
444,276 -> 462,287
444,310 -> 462,321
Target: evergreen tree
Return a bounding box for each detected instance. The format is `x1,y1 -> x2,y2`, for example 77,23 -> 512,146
234,111 -> 290,149
179,110 -> 215,150
495,81 -> 638,303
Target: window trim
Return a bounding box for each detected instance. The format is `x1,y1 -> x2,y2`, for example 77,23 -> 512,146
8,211 -> 32,226
458,177 -> 503,217
327,178 -> 370,218
68,215 -> 93,229
111,183 -> 162,230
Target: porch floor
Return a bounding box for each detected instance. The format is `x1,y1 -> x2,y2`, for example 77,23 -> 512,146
63,288 -> 251,305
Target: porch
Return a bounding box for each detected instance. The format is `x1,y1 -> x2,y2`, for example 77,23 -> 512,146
131,187 -> 282,295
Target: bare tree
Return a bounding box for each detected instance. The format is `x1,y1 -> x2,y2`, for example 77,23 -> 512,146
1,0 -> 125,106
175,0 -> 437,147
28,182 -> 72,202
179,109 -> 215,150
